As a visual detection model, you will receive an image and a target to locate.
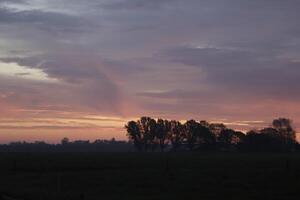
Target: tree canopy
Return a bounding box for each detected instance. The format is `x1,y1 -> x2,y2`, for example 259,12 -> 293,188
125,117 -> 297,152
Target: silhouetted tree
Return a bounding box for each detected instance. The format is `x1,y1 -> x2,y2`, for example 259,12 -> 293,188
156,119 -> 171,152
61,137 -> 69,145
200,120 -> 210,128
243,130 -> 261,151
125,121 -> 142,151
137,117 -> 157,151
125,117 -> 298,152
197,124 -> 215,147
243,125 -> 295,152
209,123 -> 226,141
272,118 -> 296,144
231,131 -> 245,145
219,129 -> 235,147
218,129 -> 245,150
184,120 -> 199,150
169,120 -> 184,151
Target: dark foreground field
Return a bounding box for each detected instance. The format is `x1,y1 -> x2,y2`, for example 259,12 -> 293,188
0,153 -> 299,200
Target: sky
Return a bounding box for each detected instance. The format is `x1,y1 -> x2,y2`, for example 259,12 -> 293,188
0,0 -> 300,143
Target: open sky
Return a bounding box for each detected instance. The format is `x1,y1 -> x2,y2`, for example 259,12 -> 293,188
0,0 -> 300,143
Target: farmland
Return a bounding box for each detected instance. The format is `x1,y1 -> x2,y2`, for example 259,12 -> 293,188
0,153 -> 299,200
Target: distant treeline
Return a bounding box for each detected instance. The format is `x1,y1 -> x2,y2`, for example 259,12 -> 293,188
0,138 -> 133,152
125,117 -> 298,152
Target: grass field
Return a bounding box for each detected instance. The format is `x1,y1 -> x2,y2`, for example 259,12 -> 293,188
0,152 -> 299,200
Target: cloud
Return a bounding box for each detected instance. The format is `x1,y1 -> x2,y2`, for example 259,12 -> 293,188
0,0 -> 27,4
0,69 -> 124,118
0,54 -> 144,118
164,46 -> 264,69
0,114 -> 126,130
162,46 -> 300,100
102,0 -> 174,10
1,54 -> 111,82
0,7 -> 91,32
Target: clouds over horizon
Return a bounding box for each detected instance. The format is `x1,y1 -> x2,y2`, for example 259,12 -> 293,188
1,0 -> 300,141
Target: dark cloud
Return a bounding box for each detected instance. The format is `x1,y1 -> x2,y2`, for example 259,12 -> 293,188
0,7 -> 93,33
137,89 -> 211,100
102,0 -> 174,10
162,46 -> 300,100
0,0 -> 27,4
164,46 -> 267,69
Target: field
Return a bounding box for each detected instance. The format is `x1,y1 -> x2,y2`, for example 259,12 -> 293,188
0,152 -> 300,200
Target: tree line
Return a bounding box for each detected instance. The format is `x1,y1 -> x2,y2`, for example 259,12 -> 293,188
0,138 -> 133,152
125,117 -> 297,152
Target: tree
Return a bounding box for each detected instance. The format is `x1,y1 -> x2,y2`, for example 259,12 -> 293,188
218,129 -> 245,150
184,120 -> 199,150
198,124 -> 215,145
125,121 -> 142,151
137,117 -> 157,151
272,118 -> 296,142
243,130 -> 261,151
156,119 -> 171,152
169,120 -> 184,151
200,120 -> 210,128
219,129 -> 235,147
61,137 -> 69,145
231,131 -> 245,145
243,126 -> 294,152
209,123 -> 226,141
125,117 -> 298,152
